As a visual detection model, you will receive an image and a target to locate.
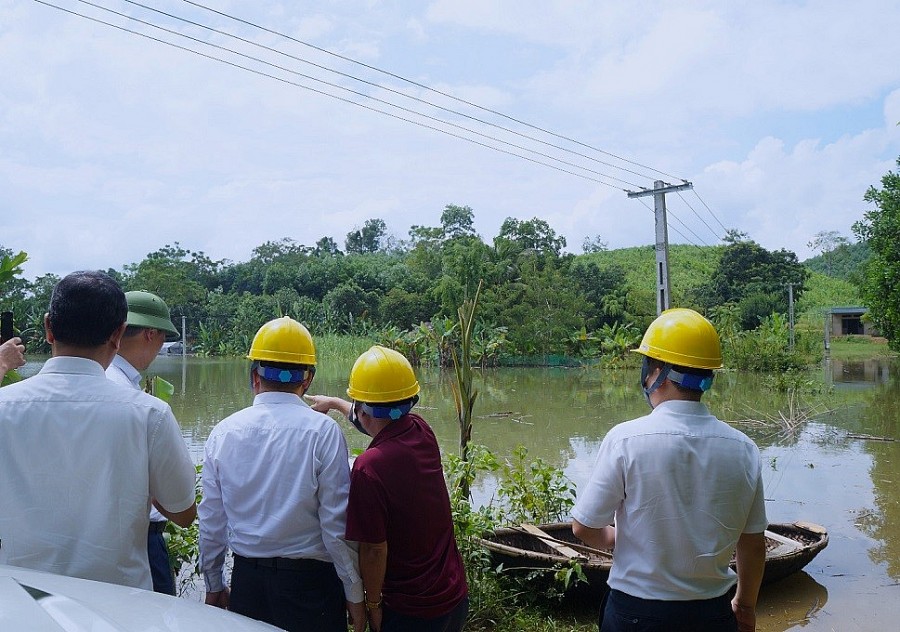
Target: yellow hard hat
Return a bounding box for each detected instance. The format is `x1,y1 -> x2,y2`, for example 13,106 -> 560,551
347,345 -> 420,403
247,317 -> 316,365
633,308 -> 723,370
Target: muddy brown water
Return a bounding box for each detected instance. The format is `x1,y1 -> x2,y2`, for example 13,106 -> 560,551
18,355 -> 900,630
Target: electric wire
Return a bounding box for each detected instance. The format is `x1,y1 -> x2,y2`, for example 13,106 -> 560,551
180,0 -> 687,184
35,0 -> 720,241
33,0 -> 629,189
691,189 -> 731,235
676,191 -> 723,242
62,0 -> 645,189
635,199 -> 702,247
121,0 -> 661,187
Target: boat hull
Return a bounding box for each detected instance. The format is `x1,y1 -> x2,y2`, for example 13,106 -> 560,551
477,521 -> 828,593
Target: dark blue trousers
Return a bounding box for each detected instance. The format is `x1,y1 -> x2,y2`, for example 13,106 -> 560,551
382,596 -> 469,632
599,589 -> 737,632
147,523 -> 175,595
229,554 -> 346,632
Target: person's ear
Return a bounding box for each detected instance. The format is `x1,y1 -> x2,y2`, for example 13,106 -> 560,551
298,371 -> 314,395
44,313 -> 54,344
110,322 -> 127,351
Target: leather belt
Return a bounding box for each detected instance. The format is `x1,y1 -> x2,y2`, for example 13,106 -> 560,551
233,554 -> 329,571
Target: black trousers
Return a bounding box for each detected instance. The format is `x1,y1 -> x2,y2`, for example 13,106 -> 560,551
599,589 -> 737,632
230,554 -> 346,632
382,596 -> 469,632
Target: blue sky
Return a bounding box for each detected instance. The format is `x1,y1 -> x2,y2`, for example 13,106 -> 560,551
2,0 -> 900,279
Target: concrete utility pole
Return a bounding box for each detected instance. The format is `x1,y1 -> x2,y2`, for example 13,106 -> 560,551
786,283 -> 795,350
627,180 -> 693,315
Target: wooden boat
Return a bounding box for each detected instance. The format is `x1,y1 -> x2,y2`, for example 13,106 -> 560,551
477,521 -> 828,590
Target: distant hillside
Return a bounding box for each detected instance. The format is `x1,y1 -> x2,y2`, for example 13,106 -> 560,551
579,244 -> 724,306
580,243 -> 862,318
796,271 -> 864,314
803,241 -> 869,281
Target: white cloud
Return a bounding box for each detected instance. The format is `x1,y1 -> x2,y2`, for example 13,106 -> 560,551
700,113 -> 900,259
2,0 -> 900,281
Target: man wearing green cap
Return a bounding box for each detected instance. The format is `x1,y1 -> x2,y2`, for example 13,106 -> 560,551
107,290 -> 184,595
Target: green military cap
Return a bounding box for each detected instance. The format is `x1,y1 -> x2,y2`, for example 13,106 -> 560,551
125,291 -> 180,341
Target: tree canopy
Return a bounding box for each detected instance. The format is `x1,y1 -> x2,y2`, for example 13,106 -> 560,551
853,156 -> 900,349
1,203 -> 836,362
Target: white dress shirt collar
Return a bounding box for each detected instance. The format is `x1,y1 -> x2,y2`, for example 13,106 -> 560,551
109,354 -> 142,389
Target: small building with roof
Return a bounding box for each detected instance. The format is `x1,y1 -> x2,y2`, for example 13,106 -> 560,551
828,307 -> 878,338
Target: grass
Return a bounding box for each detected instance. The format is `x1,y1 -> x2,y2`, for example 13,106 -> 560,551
472,611 -> 596,632
313,334 -> 375,364
828,336 -> 897,361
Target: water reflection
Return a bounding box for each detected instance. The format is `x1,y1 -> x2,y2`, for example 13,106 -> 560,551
826,357 -> 894,389
757,571 -> 828,630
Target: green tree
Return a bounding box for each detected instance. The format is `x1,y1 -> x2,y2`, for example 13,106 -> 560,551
494,217 -> 566,258
853,157 -> 900,349
345,218 -> 387,254
123,243 -> 221,316
807,230 -> 849,276
697,240 -> 808,329
581,234 -> 608,253
313,236 -> 342,257
722,228 -> 751,244
251,238 -> 309,265
440,204 -> 477,240
570,260 -> 629,328
323,281 -> 375,333
803,240 -> 869,282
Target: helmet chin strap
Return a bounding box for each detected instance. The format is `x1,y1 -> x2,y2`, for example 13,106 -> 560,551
348,405 -> 371,437
640,357 -> 672,409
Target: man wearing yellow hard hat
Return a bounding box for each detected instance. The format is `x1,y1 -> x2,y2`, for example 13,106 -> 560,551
572,308 -> 767,632
308,346 -> 468,632
198,317 -> 365,632
106,290 -> 183,595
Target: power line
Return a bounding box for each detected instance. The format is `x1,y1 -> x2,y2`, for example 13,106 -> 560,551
33,0 -> 631,189
73,0 -> 645,188
33,0 -> 722,247
120,0 -> 662,186
180,0 -> 687,184
635,198 -> 702,247
690,189 -> 730,235
52,0 -> 645,189
676,191 -> 723,242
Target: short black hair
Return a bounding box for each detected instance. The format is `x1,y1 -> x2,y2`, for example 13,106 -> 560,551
123,325 -> 157,338
48,271 -> 127,347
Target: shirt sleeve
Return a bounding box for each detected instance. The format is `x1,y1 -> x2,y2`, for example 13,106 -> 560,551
199,435 -> 227,593
316,423 -> 364,603
571,433 -> 624,529
345,457 -> 388,544
743,455 -> 768,534
147,404 -> 196,514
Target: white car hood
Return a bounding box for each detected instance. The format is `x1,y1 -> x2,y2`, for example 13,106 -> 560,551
0,565 -> 281,631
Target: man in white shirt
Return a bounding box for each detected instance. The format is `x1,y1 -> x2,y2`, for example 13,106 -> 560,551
199,316 -> 365,632
106,290 -> 182,595
573,308 -> 767,632
0,271 -> 197,590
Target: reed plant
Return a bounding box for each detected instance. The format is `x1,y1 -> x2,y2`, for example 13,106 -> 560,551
314,333 -> 374,365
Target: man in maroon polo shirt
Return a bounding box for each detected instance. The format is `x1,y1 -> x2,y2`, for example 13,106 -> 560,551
308,345 -> 468,632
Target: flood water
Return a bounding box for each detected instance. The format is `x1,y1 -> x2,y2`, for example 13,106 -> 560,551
18,355 -> 900,630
